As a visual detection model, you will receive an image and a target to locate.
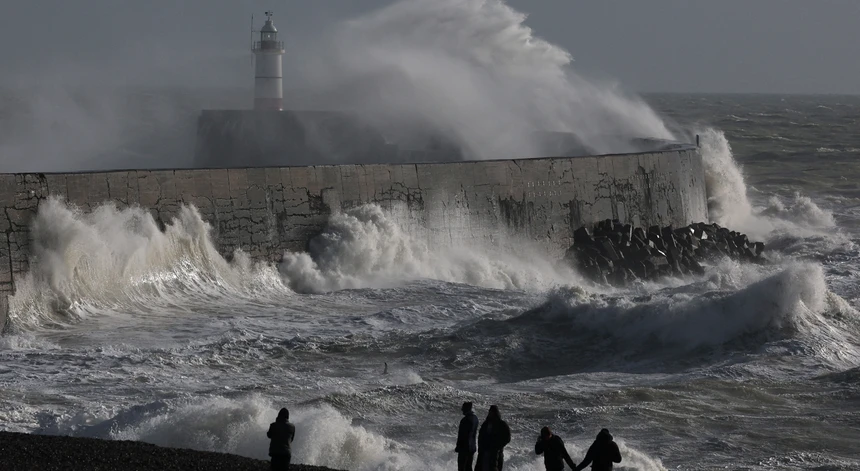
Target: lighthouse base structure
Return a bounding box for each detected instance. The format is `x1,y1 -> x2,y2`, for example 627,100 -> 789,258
193,109 -> 455,168
253,98 -> 284,111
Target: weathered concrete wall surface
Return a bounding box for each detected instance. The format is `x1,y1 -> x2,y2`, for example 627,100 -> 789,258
0,148 -> 707,329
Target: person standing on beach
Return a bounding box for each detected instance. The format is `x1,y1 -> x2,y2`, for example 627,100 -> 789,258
574,428 -> 621,471
535,426 -> 576,470
476,405 -> 511,471
267,408 -> 296,471
455,401 -> 479,471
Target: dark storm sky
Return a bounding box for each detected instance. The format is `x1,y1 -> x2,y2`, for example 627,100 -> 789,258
2,0 -> 857,94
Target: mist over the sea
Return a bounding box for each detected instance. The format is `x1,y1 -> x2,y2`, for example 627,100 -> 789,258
1,1 -> 860,469
1,0 -> 675,173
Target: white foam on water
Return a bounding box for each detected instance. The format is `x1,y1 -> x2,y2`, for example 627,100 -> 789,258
1,5 -> 856,468
760,193 -> 836,228
614,442 -> 668,471
0,331 -> 58,351
7,197 -> 290,331
698,128 -> 843,245
534,261 -> 860,369
279,204 -> 582,294
6,197 -> 585,336
50,394 -> 667,471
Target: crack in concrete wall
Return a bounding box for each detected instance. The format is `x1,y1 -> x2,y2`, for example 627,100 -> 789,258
0,149 -> 707,330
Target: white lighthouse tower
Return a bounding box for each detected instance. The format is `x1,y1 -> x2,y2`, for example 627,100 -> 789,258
252,12 -> 285,110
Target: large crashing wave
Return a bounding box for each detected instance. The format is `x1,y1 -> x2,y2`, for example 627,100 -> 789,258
278,204 -> 579,293
538,262 -> 854,349
293,0 -> 674,159
8,199 -> 580,330
4,0 -> 851,342
8,198 -> 284,331
698,128 -> 841,244
450,261 -> 860,376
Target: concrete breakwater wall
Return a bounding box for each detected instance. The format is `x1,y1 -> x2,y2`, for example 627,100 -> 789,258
0,147 -> 707,329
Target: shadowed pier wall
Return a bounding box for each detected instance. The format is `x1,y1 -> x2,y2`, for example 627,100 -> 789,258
0,147 -> 707,329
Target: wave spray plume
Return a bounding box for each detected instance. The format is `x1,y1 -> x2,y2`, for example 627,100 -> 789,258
290,0 -> 675,159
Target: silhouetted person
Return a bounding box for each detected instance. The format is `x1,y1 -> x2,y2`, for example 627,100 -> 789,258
455,401 -> 479,471
476,405 -> 511,471
535,426 -> 576,470
574,429 -> 621,471
267,408 -> 296,471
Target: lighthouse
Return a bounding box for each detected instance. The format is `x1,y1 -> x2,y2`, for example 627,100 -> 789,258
195,10 -> 398,167
252,12 -> 285,110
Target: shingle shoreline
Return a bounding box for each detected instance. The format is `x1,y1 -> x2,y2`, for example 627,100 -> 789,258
0,431 -> 344,471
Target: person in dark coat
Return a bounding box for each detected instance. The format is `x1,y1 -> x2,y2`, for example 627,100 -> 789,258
535,426 -> 577,470
476,405 -> 511,471
574,428 -> 622,471
267,408 -> 296,471
455,401 -> 480,471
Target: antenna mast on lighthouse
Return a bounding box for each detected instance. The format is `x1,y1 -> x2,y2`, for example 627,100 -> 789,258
252,11 -> 285,111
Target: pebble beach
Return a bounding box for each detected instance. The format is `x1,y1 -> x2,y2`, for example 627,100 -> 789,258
0,432 -> 342,471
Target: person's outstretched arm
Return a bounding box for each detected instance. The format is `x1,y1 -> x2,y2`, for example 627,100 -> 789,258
470,416 -> 479,450
611,441 -> 621,463
561,440 -> 576,469
574,444 -> 595,471
266,424 -> 274,439
289,424 -> 296,443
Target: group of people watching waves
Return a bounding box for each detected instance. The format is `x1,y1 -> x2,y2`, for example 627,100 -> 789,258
456,402 -> 622,471
456,403 -> 511,471
266,402 -> 620,470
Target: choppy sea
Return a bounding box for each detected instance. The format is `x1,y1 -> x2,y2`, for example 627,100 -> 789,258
0,92 -> 858,470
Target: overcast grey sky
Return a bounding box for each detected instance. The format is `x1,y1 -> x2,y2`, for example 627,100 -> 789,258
2,0 -> 858,94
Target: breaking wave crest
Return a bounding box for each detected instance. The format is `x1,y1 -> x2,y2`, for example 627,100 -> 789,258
541,263 -> 846,346
698,128 -> 842,244
9,199 -> 579,331
279,204 -> 578,293
699,128 -> 753,227
429,261 -> 860,377
8,198 -> 286,331
524,262 -> 860,370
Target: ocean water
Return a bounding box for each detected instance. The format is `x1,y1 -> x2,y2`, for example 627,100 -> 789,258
2,94 -> 858,470
2,0 -> 860,468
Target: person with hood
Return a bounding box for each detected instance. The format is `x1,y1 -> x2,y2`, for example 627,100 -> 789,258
574,428 -> 622,471
535,426 -> 577,470
455,401 -> 480,471
476,405 -> 511,471
267,408 -> 296,471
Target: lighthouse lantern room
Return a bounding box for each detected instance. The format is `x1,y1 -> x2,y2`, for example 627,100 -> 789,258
252,11 -> 285,110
